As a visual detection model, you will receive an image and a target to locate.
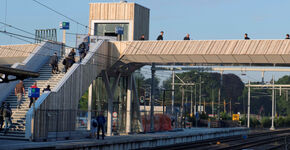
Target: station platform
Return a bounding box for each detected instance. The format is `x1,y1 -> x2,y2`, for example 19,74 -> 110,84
0,127 -> 248,150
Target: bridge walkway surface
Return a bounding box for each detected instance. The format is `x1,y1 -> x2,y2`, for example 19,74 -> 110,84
0,128 -> 248,150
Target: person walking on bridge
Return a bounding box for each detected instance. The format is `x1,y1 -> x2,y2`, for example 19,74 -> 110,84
15,80 -> 25,109
64,49 -> 76,72
157,31 -> 164,40
97,112 -> 106,140
78,41 -> 86,62
244,33 -> 250,40
139,34 -> 146,40
285,34 -> 290,39
50,53 -> 59,74
184,34 -> 190,40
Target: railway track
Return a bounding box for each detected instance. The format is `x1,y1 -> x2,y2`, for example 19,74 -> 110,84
141,128 -> 290,150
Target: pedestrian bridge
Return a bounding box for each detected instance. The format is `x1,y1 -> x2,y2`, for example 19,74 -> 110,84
111,40 -> 290,66
3,39 -> 290,141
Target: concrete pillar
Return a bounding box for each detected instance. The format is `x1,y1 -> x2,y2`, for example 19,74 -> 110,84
102,71 -> 121,136
132,75 -> 143,133
96,78 -> 101,114
126,75 -> 132,133
107,85 -> 113,136
87,83 -> 93,130
171,69 -> 175,115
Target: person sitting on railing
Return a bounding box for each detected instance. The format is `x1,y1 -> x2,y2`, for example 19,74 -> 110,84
43,85 -> 51,93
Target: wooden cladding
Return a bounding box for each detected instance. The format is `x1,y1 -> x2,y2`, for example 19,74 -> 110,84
110,40 -> 290,64
90,3 -> 135,20
89,3 -> 150,40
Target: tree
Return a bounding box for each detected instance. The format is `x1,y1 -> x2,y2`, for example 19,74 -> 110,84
162,71 -> 244,114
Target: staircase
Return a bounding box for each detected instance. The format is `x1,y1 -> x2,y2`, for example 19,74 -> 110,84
1,57 -> 67,137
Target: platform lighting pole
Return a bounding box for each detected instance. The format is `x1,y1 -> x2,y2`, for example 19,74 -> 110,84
171,69 -> 175,115
270,76 -> 275,130
199,76 -> 202,112
217,71 -> 223,120
194,84 -> 197,115
212,89 -> 214,116
150,63 -> 156,132
191,86 -> 193,116
163,90 -> 165,115
247,80 -> 251,128
181,87 -> 185,128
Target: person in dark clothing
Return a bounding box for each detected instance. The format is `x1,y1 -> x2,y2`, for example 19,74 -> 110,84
0,102 -> 5,131
97,112 -> 106,140
64,49 -> 76,72
68,49 -> 76,62
78,42 -> 86,62
184,34 -> 190,40
139,34 -> 145,40
244,33 -> 250,40
286,34 -> 290,39
3,103 -> 12,135
157,31 -> 164,40
49,53 -> 59,74
43,85 -> 51,93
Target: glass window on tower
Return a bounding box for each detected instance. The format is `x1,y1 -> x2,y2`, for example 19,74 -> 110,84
94,23 -> 129,41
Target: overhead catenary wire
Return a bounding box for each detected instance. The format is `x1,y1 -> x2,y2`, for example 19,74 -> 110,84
32,0 -> 88,30
0,21 -> 174,63
16,1 -> 175,62
0,2 -> 178,79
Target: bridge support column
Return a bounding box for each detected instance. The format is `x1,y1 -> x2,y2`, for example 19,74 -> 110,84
132,75 -> 143,133
126,75 -> 132,133
102,71 -> 121,136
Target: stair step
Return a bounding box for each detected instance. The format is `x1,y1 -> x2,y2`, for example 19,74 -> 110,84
3,57 -> 67,132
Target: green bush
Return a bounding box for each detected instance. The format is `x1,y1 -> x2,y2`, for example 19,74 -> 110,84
261,117 -> 271,128
284,116 -> 290,127
250,117 -> 261,128
199,112 -> 208,120
220,112 -> 231,120
240,116 -> 247,126
276,117 -> 285,128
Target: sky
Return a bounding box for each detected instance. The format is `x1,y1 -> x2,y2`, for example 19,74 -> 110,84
1,0 -> 290,83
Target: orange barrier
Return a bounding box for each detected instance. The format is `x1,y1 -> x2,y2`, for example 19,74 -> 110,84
142,114 -> 172,132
